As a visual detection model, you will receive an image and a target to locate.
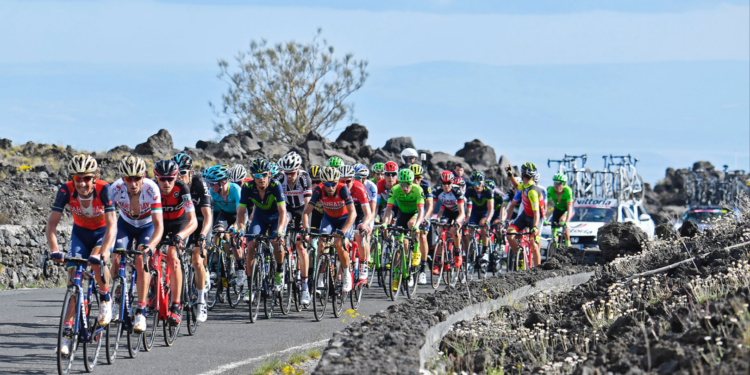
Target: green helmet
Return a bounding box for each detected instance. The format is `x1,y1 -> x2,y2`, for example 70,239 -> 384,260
397,169 -> 414,184
327,157 -> 343,168
470,171 -> 485,183
553,173 -> 568,184
371,162 -> 385,173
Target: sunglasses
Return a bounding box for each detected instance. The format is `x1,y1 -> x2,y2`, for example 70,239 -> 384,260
123,176 -> 143,183
385,173 -> 397,178
179,170 -> 191,176
72,175 -> 94,183
284,171 -> 297,175
354,176 -> 362,180
323,182 -> 338,187
554,182 -> 563,186
341,179 -> 352,184
208,180 -> 225,186
441,182 -> 452,186
399,182 -> 412,188
157,176 -> 176,183
253,173 -> 268,179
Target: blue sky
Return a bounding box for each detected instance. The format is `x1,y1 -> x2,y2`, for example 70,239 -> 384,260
0,0 -> 748,184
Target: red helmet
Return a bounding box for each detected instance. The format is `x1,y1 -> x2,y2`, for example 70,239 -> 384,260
384,161 -> 398,173
453,177 -> 465,186
440,170 -> 455,183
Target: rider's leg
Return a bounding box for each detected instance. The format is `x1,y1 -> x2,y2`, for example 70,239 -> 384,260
167,245 -> 183,303
334,236 -> 350,268
192,245 -> 206,291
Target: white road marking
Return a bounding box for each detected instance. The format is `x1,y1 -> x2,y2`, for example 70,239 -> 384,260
198,338 -> 329,375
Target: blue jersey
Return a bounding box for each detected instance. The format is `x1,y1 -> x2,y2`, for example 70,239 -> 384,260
465,186 -> 494,213
211,182 -> 241,214
239,180 -> 286,215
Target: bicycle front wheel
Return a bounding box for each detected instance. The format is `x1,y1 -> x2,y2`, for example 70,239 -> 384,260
205,250 -> 220,309
184,265 -> 198,336
280,255 -> 292,315
247,260 -> 262,323
83,293 -> 103,373
389,245 -> 404,302
431,240 -> 444,289
56,288 -> 79,375
226,254 -> 243,308
312,255 -> 329,322
105,277 -> 124,364
125,275 -> 142,358
163,284 -> 178,346
144,272 -> 158,351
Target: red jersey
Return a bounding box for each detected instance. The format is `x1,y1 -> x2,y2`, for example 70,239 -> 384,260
160,179 -> 195,221
349,180 -> 369,206
309,183 -> 353,218
52,180 -> 115,230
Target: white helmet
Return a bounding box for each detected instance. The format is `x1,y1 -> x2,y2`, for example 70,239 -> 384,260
119,155 -> 147,177
339,165 -> 355,179
228,164 -> 247,183
69,154 -> 98,174
278,151 -> 302,172
533,173 -> 540,183
400,148 -> 419,165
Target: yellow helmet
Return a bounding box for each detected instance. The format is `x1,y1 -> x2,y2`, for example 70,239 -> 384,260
68,154 -> 98,174
409,164 -> 424,177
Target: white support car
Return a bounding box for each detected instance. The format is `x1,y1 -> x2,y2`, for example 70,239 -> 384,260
541,197 -> 655,250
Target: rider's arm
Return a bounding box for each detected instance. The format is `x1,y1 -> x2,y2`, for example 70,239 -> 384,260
485,199 -> 494,224
508,170 -> 520,189
179,209 -> 199,240
237,182 -> 251,231
46,211 -> 63,253
566,202 -> 573,223
301,203 -> 313,229
236,206 -> 247,231
456,202 -> 465,225
277,203 -> 288,234
273,183 -> 288,233
342,202 -> 357,233
200,207 -> 212,235
361,200 -> 373,228
98,211 -> 118,256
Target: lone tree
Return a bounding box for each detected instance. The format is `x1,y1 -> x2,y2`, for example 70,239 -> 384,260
211,29 -> 368,144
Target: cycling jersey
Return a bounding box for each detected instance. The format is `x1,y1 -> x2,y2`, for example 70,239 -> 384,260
309,183 -> 354,218
280,170 -> 312,209
111,178 -> 162,227
418,180 -> 434,202
517,182 -> 545,217
376,179 -> 397,207
348,180 -> 369,206
239,180 -> 286,215
387,184 -> 424,214
190,175 -> 212,217
211,182 -> 241,214
435,187 -> 465,213
465,186 -> 494,213
492,188 -> 505,212
362,179 -> 378,205
52,180 -> 115,230
160,180 -> 195,221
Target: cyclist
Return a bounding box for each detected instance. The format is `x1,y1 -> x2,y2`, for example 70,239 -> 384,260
229,164 -> 251,185
205,165 -> 247,292
433,170 -> 466,273
548,173 -> 574,247
269,161 -> 284,183
154,159 -> 198,326
339,165 -> 373,282
485,179 -> 504,272
309,165 -> 325,234
453,162 -> 467,185
173,153 -> 212,323
371,162 -> 385,184
327,156 -> 344,168
278,151 -> 313,305
400,148 -> 419,167
236,158 -> 288,292
463,171 -> 494,269
409,164 -> 433,284
111,155 -> 165,332
383,169 -> 425,291
301,166 -> 357,293
505,163 -> 545,267
454,176 -> 468,213
47,155 -> 117,355
354,163 -> 378,265
377,161 -> 400,223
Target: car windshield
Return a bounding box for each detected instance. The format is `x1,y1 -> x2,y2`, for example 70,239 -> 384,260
684,210 -> 725,223
570,207 -> 616,223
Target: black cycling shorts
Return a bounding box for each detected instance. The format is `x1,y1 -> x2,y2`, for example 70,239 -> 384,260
310,209 -> 324,235
213,210 -> 237,231
551,208 -> 568,225
164,218 -> 190,248
288,206 -> 305,232
440,210 -> 460,225
395,211 -> 417,230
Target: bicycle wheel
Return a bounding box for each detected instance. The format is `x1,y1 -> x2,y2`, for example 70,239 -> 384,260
144,272 -> 158,352
205,249 -> 220,309
125,275 -> 142,359
226,254 -> 243,308
466,238 -> 477,281
405,247 -> 417,300
350,279 -> 364,311
280,255 -> 292,315
56,288 -> 79,375
368,235 -> 379,288
105,277 -> 123,364
389,244 -> 404,302
431,239 -> 444,289
163,284 -> 178,346
382,242 -> 393,298
444,242 -> 458,287
264,257 -> 276,319
184,265 -> 198,336
312,254 -> 329,322
247,259 -> 262,323
83,293 -> 103,373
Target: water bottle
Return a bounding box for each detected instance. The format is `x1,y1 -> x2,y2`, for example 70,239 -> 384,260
354,258 -> 359,279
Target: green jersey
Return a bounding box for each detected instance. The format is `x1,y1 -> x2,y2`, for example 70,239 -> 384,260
547,185 -> 573,211
387,184 -> 425,214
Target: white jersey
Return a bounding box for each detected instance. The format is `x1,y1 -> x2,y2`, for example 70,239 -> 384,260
280,170 -> 313,209
362,179 -> 377,205
111,178 -> 163,227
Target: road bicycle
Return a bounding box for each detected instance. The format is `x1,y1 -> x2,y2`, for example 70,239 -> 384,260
430,220 -> 458,288
284,225 -> 309,313
389,226 -> 419,301
367,223 -> 385,290
310,232 -> 336,322
464,224 -> 489,281
605,154 -> 644,202
179,240 -> 200,336
144,237 -> 179,350
506,231 -> 535,272
105,246 -> 143,363
564,154 -> 594,198
546,222 -> 566,260
205,230 -> 244,309
245,233 -> 283,322
55,252 -> 105,375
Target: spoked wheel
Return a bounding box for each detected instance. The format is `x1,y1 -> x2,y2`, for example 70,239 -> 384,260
431,240 -> 444,289
350,280 -> 364,311
163,288 -> 179,347
125,274 -> 142,359
443,243 -> 458,287
143,274 -> 158,352
83,293 -> 103,373
389,245 -> 404,302
205,250 -> 220,309
368,237 -> 379,288
247,260 -> 262,323
263,259 -> 276,320
184,268 -> 198,336
466,239 -> 477,281
405,250 -> 417,300
381,246 -> 393,298
56,288 -> 79,375
312,255 -> 330,322
280,256 -> 292,315
106,278 -> 124,364
332,258 -> 346,318
226,255 -> 243,309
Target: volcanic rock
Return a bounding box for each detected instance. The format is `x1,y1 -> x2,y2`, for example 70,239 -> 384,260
455,139 -> 497,171
597,222 -> 647,261
134,129 -> 174,156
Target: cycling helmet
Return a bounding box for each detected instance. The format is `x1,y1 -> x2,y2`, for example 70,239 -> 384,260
69,154 -> 98,174
552,173 -> 567,184
397,169 -> 414,184
278,151 -> 302,172
309,164 -> 322,180
268,162 -> 280,177
204,165 -> 229,182
533,173 -> 540,184
319,166 -> 341,183
327,157 -> 343,168
409,164 -> 424,177
400,148 -> 419,165
249,158 -> 271,174
486,179 -> 496,190
371,162 -> 385,174
119,155 -> 147,177
339,165 -> 355,179
521,162 -> 538,179
453,177 -> 466,187
440,171 -> 455,183
353,163 -> 369,179
154,159 -> 179,177
171,153 -> 193,171
470,171 -> 485,183
228,164 -> 247,183
384,161 -> 398,173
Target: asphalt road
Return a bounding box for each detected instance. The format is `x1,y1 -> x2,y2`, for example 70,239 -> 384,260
0,280 -> 444,375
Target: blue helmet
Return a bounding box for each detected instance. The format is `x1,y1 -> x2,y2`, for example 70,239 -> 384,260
204,165 -> 229,182
268,162 -> 280,176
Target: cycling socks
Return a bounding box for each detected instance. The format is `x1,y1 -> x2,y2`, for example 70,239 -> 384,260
136,302 -> 146,315
276,263 -> 283,273
198,288 -> 206,304
99,286 -> 110,302
301,277 -> 308,291
419,261 -> 426,273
